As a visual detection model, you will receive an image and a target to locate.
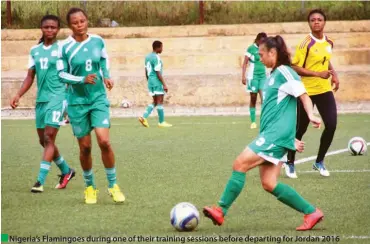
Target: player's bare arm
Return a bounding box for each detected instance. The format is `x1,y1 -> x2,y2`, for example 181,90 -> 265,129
241,56 -> 249,85
329,62 -> 339,91
299,93 -> 321,128
104,78 -> 114,91
156,71 -> 168,92
10,69 -> 36,109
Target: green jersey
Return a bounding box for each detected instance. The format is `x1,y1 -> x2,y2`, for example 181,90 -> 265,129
260,65 -> 306,150
28,42 -> 66,102
57,34 -> 110,105
245,43 -> 266,79
145,52 -> 163,87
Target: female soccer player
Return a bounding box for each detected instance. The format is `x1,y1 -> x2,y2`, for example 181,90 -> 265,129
241,32 -> 267,129
10,15 -> 75,193
57,8 -> 125,204
139,40 -> 172,128
285,9 -> 339,178
203,36 -> 324,231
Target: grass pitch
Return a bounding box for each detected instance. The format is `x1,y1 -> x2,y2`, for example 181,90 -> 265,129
1,114 -> 370,243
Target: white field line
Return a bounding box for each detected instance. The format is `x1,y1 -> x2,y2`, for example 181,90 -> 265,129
295,143 -> 370,165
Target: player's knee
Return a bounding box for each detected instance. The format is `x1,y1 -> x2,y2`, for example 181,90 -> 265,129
232,158 -> 247,172
325,121 -> 337,133
98,138 -> 111,151
43,132 -> 55,145
80,144 -> 92,156
250,94 -> 257,106
261,179 -> 275,193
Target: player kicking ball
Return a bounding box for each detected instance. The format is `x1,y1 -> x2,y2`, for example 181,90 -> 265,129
139,41 -> 172,128
203,36 -> 324,231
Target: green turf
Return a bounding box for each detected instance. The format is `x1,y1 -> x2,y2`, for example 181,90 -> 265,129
1,114 -> 370,243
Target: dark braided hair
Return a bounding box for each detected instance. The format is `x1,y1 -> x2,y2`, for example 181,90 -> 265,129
66,7 -> 88,25
38,15 -> 61,44
255,32 -> 267,43
307,9 -> 326,22
152,40 -> 162,50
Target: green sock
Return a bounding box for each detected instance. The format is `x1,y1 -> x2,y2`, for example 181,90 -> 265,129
83,169 -> 95,188
250,107 -> 256,123
53,156 -> 70,175
105,167 -> 117,188
37,161 -> 52,185
143,104 -> 154,119
272,182 -> 316,214
218,171 -> 246,216
157,105 -> 164,123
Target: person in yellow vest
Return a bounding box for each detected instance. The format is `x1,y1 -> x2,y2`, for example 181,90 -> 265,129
285,9 -> 339,179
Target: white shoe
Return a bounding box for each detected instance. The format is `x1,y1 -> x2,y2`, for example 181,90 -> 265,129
284,162 -> 298,179
313,162 -> 330,177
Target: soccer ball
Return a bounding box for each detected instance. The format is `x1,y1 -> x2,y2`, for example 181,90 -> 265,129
170,202 -> 199,231
121,99 -> 131,108
348,137 -> 367,156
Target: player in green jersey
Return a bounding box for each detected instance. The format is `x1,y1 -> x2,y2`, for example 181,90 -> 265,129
139,41 -> 172,128
204,36 -> 324,231
10,15 -> 75,193
242,32 -> 267,129
57,8 -> 125,204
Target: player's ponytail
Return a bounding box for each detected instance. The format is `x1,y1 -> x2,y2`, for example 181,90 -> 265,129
39,15 -> 61,44
263,35 -> 291,69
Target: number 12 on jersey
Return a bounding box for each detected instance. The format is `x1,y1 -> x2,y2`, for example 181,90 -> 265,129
40,58 -> 48,70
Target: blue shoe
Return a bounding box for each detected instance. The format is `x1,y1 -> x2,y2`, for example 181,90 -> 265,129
313,162 -> 330,177
284,162 -> 298,179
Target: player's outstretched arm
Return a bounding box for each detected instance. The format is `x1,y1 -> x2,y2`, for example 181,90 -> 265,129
299,93 -> 321,128
10,69 -> 35,109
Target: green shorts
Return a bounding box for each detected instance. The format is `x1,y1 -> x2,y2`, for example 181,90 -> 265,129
247,77 -> 265,93
248,135 -> 288,165
148,85 -> 165,97
68,99 -> 111,139
35,99 -> 67,129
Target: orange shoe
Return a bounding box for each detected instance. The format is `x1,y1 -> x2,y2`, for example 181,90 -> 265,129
296,208 -> 324,231
203,206 -> 224,226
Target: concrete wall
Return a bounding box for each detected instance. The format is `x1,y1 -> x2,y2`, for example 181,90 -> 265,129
2,21 -> 370,108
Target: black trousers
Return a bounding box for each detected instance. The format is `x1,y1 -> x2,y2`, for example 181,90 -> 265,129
288,91 -> 337,164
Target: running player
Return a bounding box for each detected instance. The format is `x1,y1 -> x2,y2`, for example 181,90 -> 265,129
203,36 -> 324,231
10,15 -> 75,193
57,8 -> 125,204
284,9 -> 339,178
139,41 -> 172,128
242,32 -> 267,129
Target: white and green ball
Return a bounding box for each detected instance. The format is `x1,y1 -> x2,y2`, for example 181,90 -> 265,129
348,137 -> 367,156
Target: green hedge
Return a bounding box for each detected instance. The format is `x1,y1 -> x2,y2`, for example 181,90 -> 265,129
2,1 -> 370,29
